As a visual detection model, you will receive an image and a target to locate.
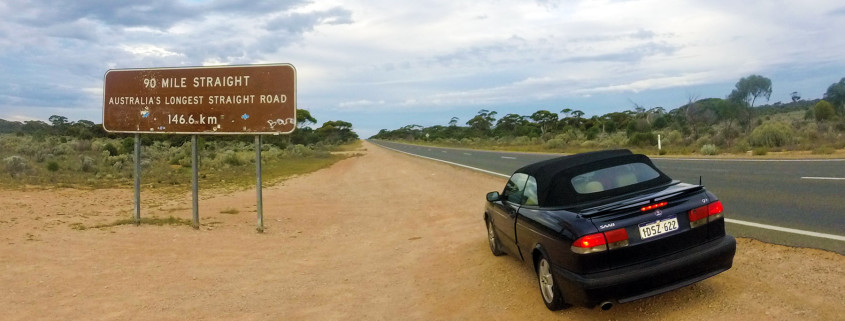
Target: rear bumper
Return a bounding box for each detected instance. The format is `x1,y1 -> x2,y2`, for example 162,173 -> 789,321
552,234 -> 736,307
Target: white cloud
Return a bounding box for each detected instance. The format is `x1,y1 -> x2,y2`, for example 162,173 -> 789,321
1,0 -> 844,132
121,44 -> 184,58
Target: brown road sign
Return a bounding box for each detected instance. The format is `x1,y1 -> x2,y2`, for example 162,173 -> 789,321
103,64 -> 296,134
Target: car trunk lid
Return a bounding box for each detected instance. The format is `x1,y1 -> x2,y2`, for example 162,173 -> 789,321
585,182 -> 711,269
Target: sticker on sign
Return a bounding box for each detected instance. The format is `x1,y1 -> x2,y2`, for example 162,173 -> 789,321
102,64 -> 296,135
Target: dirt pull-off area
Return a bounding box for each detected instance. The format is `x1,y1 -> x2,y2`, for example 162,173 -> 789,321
1,141 -> 843,320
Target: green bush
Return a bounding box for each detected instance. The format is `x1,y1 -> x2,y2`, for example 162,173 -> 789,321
80,156 -> 96,172
700,144 -> 718,155
628,132 -> 657,147
543,138 -> 565,149
752,147 -> 768,156
46,161 -> 59,172
814,100 -> 835,122
222,151 -> 243,166
73,139 -> 92,152
103,143 -> 119,156
4,155 -> 28,177
748,122 -> 794,147
121,137 -> 135,154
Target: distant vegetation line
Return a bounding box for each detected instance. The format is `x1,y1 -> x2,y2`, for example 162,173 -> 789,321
372,75 -> 845,156
0,108 -> 360,188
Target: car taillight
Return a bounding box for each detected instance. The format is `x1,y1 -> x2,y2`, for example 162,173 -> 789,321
604,228 -> 629,250
689,200 -> 724,228
571,228 -> 629,254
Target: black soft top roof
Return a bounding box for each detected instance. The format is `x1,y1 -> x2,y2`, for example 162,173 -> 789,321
515,149 -> 671,207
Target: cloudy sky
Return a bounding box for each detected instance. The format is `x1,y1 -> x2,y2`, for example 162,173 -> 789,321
1,0 -> 844,138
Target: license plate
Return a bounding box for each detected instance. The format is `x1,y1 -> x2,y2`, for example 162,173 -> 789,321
638,216 -> 679,240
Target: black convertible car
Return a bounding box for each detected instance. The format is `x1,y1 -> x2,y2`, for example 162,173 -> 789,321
484,149 -> 735,310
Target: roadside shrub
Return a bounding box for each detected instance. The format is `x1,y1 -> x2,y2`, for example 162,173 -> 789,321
52,143 -> 74,156
748,122 -> 794,147
34,150 -> 48,163
543,138 -> 565,149
694,135 -> 712,148
663,130 -> 683,145
700,144 -> 718,156
80,156 -> 96,172
732,140 -> 751,154
283,144 -> 313,158
103,143 -> 119,156
814,100 -> 835,122
628,132 -> 657,147
586,127 -> 600,140
47,161 -> 60,172
16,143 -> 39,157
73,139 -> 92,152
222,150 -> 243,166
658,149 -> 668,155
121,137 -> 135,154
597,132 -> 628,148
4,155 -> 28,177
169,153 -> 186,165
752,147 -> 768,156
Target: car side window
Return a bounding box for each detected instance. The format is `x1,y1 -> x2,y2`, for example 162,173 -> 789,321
503,173 -> 529,204
523,176 -> 539,206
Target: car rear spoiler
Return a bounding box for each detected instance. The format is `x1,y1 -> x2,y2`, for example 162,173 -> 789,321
579,181 -> 704,216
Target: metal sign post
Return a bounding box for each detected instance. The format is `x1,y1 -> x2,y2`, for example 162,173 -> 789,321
102,64 -> 296,232
255,135 -> 264,233
191,135 -> 200,229
134,133 -> 141,224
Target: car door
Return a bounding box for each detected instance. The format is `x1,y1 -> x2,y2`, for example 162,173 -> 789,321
489,173 -> 529,256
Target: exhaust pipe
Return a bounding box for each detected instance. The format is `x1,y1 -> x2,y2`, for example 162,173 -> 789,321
600,301 -> 614,310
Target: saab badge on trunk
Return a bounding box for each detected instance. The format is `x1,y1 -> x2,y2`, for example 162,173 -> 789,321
655,209 -> 663,217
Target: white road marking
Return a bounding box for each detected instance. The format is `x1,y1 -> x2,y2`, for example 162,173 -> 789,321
376,143 -> 509,178
501,156 -> 517,159
725,219 -> 845,241
374,142 -> 845,242
801,176 -> 845,180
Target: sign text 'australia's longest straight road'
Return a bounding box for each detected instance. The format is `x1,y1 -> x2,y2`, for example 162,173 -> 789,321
103,64 -> 296,134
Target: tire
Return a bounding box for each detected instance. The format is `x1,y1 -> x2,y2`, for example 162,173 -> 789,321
536,254 -> 567,311
486,218 -> 505,256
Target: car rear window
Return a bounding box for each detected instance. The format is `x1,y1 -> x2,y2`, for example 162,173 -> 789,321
571,162 -> 660,194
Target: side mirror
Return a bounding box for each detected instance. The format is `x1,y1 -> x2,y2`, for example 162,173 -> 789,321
486,191 -> 500,202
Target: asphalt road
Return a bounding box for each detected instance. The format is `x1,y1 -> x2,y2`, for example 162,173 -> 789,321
370,140 -> 845,254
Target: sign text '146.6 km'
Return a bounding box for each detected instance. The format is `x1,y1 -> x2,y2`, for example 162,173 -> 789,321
168,114 -> 218,125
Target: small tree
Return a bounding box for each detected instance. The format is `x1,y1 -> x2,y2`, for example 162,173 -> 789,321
296,109 -> 318,129
814,100 -> 835,122
824,77 -> 845,115
466,109 -> 497,136
530,110 -> 558,136
728,74 -> 773,107
791,91 -> 801,102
